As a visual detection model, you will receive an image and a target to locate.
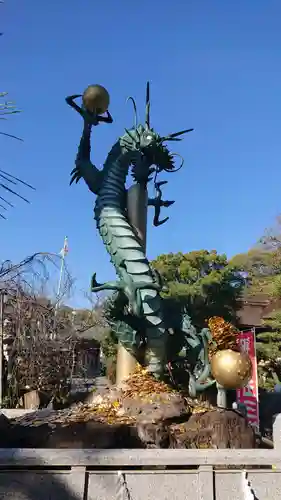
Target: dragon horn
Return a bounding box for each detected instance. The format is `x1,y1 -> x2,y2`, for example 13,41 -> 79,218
155,180 -> 168,187
145,81 -> 150,129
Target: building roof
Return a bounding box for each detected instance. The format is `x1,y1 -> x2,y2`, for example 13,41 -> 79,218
75,325 -> 109,343
237,294 -> 281,327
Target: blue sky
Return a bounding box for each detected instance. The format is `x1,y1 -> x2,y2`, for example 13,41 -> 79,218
1,0 -> 281,307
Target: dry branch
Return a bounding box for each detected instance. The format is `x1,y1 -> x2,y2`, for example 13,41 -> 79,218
0,252 -> 79,407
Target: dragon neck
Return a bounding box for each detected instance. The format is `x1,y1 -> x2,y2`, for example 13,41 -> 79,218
102,136 -> 139,179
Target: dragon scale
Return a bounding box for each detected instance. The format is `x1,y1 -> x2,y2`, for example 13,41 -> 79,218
95,142 -> 166,376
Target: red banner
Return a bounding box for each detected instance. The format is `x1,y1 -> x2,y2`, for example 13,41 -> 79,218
236,329 -> 259,431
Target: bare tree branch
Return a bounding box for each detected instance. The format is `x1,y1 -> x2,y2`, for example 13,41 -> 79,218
0,252 -> 80,407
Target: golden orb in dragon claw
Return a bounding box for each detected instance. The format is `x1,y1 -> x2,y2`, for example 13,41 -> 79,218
82,84 -> 110,114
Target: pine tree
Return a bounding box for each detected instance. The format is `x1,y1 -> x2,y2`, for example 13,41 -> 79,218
152,250 -> 245,329
256,273 -> 281,390
256,311 -> 281,390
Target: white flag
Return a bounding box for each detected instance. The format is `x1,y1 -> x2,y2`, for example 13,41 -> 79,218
59,236 -> 69,258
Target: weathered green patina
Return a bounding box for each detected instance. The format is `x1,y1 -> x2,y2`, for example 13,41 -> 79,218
66,83 -> 215,396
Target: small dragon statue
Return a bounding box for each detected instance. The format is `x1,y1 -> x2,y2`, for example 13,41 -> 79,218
66,83 -> 214,396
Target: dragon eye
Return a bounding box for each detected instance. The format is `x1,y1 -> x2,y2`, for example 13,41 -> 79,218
146,135 -> 152,141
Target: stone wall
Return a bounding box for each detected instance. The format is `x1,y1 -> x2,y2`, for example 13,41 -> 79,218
0,414 -> 281,499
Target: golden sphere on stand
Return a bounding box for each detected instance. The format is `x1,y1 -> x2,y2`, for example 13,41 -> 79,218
82,84 -> 110,114
210,349 -> 252,389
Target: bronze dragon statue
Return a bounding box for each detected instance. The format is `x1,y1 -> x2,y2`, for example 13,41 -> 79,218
66,83 -> 215,397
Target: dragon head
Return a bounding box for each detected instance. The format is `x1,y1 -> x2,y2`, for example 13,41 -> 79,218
120,82 -> 193,183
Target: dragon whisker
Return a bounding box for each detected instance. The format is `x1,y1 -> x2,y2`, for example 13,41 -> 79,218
161,128 -> 194,141
163,152 -> 184,173
126,96 -> 138,130
161,138 -> 182,142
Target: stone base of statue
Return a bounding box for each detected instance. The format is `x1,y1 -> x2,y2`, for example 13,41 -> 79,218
0,368 -> 255,450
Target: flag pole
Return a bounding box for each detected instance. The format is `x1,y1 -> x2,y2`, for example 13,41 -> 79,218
55,236 -> 68,314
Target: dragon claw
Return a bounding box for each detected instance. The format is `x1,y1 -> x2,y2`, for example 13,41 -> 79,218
148,181 -> 175,227
90,273 -> 122,293
70,167 -> 82,185
91,273 -> 99,289
163,200 -> 175,208
189,375 -> 216,398
66,94 -> 113,126
154,216 -> 169,227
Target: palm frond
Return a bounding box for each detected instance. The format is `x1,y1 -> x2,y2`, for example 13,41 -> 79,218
0,170 -> 35,219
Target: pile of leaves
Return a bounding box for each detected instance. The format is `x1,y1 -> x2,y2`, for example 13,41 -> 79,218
120,365 -> 175,398
208,316 -> 240,357
13,366 -> 215,429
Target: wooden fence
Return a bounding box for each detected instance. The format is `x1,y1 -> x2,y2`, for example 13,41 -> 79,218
1,414 -> 281,499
